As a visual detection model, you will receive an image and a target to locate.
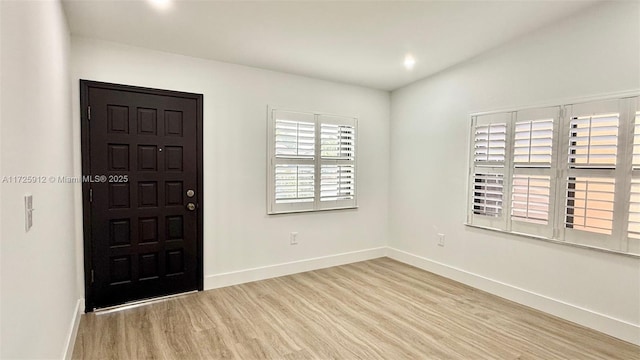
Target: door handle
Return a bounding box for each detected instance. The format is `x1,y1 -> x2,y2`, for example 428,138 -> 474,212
186,203 -> 196,211
186,189 -> 195,198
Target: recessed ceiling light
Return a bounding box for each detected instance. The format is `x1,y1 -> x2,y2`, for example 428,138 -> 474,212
404,54 -> 416,70
148,0 -> 172,11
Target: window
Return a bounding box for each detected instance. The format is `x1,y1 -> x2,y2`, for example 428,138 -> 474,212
274,165 -> 315,204
510,107 -> 558,238
561,100 -> 621,249
467,95 -> 639,255
469,112 -> 511,229
319,118 -> 356,206
473,173 -> 504,217
274,119 -> 315,157
511,174 -> 551,225
565,177 -> 615,235
268,109 -> 357,214
473,122 -> 507,163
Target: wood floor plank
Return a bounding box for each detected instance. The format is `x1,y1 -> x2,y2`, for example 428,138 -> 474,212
72,258 -> 640,359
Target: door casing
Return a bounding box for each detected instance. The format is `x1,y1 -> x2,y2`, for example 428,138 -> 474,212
80,80 -> 204,312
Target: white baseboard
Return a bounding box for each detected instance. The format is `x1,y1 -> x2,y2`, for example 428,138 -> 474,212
65,247 -> 637,352
386,247 -> 640,346
204,247 -> 386,290
63,298 -> 84,360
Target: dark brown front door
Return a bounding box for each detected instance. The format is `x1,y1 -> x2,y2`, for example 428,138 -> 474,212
81,80 -> 203,311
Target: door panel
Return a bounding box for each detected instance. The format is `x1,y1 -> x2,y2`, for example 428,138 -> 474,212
81,81 -> 203,310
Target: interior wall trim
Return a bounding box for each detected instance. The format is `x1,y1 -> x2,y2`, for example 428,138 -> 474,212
65,247 -> 638,352
386,247 -> 640,346
63,298 -> 84,360
204,247 -> 387,290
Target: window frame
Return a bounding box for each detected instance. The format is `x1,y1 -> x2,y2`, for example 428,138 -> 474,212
466,92 -> 640,257
267,107 -> 358,215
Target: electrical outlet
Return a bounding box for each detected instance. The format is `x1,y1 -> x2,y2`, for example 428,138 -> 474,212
437,233 -> 445,247
290,232 -> 298,245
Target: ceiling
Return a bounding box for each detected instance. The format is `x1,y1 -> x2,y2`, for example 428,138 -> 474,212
62,0 -> 597,91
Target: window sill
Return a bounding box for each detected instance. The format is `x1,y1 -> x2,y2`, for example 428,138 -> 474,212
268,206 -> 359,215
464,223 -> 640,258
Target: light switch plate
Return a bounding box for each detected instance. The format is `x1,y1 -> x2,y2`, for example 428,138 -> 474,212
25,194 -> 33,232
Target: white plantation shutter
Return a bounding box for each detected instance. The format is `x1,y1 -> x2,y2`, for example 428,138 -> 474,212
268,108 -> 357,214
565,177 -> 615,235
469,112 -> 511,229
513,119 -> 553,165
474,123 -> 507,163
627,108 -> 640,254
510,107 -> 558,237
628,112 -> 640,238
321,124 -> 355,159
318,115 -> 357,210
321,165 -> 355,201
467,96 -> 640,255
472,173 -> 504,217
628,179 -> 640,255
269,110 -> 316,213
568,114 -> 619,168
511,175 -> 551,224
275,165 -> 315,204
629,179 -> 640,240
633,114 -> 640,169
275,120 -> 315,157
561,99 -> 624,249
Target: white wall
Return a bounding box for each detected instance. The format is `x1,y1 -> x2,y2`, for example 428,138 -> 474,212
0,0 -> 78,358
389,1 -> 640,344
70,38 -> 390,295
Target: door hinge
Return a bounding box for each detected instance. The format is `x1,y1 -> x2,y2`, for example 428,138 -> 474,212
89,188 -> 93,203
87,106 -> 91,120
91,270 -> 94,284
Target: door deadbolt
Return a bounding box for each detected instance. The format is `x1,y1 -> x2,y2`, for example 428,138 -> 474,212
187,203 -> 196,211
186,189 -> 195,198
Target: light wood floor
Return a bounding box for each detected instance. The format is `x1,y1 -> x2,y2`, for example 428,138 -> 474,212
72,258 -> 640,359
